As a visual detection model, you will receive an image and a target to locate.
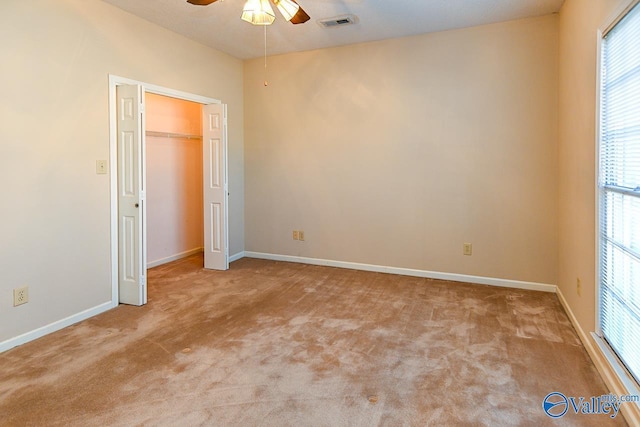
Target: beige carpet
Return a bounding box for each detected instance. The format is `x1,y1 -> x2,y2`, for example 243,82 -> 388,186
0,255 -> 628,426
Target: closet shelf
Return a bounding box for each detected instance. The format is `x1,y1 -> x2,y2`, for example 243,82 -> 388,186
146,130 -> 202,140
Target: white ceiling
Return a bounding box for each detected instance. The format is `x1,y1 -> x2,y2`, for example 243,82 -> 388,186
101,0 -> 564,60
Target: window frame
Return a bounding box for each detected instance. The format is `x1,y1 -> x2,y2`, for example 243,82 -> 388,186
594,0 -> 640,398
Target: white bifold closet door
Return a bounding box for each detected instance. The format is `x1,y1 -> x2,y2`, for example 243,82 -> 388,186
116,88 -> 228,306
202,103 -> 229,271
116,84 -> 147,306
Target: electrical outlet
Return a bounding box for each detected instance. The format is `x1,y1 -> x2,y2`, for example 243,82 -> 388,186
13,286 -> 28,307
577,278 -> 582,296
299,230 -> 305,241
463,243 -> 472,256
293,230 -> 299,240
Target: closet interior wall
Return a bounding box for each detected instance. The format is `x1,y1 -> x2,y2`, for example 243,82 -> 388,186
145,93 -> 203,267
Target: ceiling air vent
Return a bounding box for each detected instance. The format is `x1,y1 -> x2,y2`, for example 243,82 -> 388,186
317,15 -> 358,29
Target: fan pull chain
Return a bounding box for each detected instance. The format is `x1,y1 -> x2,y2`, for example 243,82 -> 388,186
264,25 -> 268,87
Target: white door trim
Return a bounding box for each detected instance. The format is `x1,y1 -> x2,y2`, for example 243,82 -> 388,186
108,74 -> 223,306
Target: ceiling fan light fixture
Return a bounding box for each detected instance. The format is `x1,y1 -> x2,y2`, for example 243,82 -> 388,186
241,0 -> 276,25
273,0 -> 299,22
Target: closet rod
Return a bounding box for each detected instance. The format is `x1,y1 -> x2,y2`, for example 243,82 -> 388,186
146,130 -> 202,140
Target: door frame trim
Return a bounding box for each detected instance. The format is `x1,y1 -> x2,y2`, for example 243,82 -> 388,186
108,74 -> 222,306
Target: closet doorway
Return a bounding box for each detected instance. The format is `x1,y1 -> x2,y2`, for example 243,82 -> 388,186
109,75 -> 229,307
145,93 -> 205,269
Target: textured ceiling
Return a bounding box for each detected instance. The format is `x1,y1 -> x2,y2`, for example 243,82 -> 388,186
100,0 -> 564,59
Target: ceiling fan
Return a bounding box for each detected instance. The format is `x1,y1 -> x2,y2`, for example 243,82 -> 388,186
187,0 -> 311,25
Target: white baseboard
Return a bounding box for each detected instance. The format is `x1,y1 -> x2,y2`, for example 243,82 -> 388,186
2,249 -> 241,353
147,247 -> 203,269
556,287 -> 640,425
243,251 -> 556,293
0,301 -> 115,353
229,251 -> 245,263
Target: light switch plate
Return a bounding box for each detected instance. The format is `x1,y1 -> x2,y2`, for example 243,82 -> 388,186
96,160 -> 107,175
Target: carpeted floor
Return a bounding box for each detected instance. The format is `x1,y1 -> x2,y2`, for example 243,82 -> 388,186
0,255 -> 629,426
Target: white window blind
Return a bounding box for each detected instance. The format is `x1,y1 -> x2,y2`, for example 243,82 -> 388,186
599,1 -> 640,384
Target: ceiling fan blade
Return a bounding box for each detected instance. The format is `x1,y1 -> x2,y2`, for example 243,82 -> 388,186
186,0 -> 219,5
290,1 -> 310,24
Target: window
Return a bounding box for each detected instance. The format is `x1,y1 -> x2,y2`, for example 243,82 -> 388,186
598,1 -> 640,385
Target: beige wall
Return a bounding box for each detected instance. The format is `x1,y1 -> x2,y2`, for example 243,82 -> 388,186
4,0 -> 625,358
558,0 -> 629,334
146,94 -> 203,265
244,15 -> 559,285
0,0 -> 244,343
